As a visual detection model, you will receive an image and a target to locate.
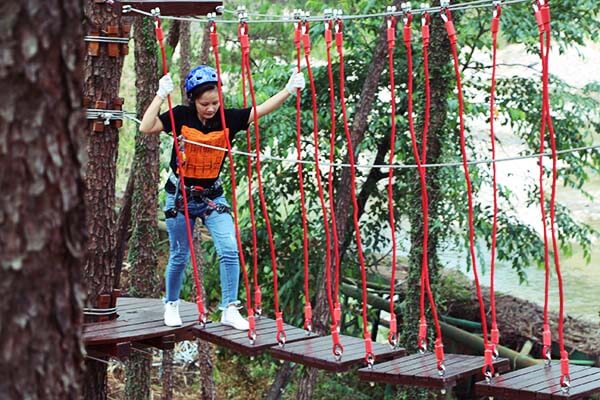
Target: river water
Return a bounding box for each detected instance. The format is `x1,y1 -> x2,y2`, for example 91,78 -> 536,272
383,42 -> 599,323
457,42 -> 600,323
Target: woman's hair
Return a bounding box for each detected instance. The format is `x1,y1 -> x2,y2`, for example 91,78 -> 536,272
188,83 -> 217,104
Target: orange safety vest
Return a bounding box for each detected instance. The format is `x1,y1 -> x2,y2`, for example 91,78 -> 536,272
180,126 -> 229,180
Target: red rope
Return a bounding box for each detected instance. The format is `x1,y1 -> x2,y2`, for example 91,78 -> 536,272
301,20 -> 340,353
324,19 -> 343,330
153,16 -> 206,325
237,37 -> 263,319
532,3 -> 553,365
534,0 -> 570,387
334,18 -> 374,367
385,14 -> 399,348
238,21 -> 286,345
405,13 -> 445,372
443,7 -> 490,371
292,20 -> 312,334
489,4 -> 502,363
209,20 -> 255,342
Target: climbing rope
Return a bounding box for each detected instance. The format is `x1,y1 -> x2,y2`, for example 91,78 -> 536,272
323,16 -> 343,335
153,13 -> 207,326
292,17 -> 312,335
334,16 -> 374,368
442,3 -> 493,375
488,2 -> 502,370
402,9 -> 445,374
300,16 -> 340,356
385,10 -> 399,349
238,19 -> 287,346
208,18 -> 256,343
237,31 -> 263,320
533,0 -> 570,389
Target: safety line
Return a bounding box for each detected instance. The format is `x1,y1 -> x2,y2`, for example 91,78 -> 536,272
239,21 -> 287,346
209,20 -> 256,343
487,2 -> 502,375
153,14 -> 207,325
123,0 -> 529,24
125,114 -> 598,170
292,19 -> 312,335
385,10 -> 399,349
444,5 -> 490,374
324,18 -> 343,342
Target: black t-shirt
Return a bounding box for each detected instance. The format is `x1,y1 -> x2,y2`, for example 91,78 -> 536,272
159,105 -> 251,189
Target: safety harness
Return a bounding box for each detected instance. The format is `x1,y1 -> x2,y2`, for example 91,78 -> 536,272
165,174 -> 231,219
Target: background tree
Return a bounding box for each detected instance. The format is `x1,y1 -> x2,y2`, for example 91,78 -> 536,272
83,0 -> 126,397
0,1 -> 87,399
123,15 -> 162,400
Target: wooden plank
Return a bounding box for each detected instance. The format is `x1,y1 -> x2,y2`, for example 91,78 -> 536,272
119,0 -> 222,16
546,367 -> 600,400
475,363 -> 600,400
359,353 -> 509,391
136,334 -> 176,350
83,307 -> 198,340
83,298 -> 199,345
86,341 -> 131,359
268,334 -> 406,372
193,317 -> 316,357
476,364 -> 547,398
83,300 -> 198,335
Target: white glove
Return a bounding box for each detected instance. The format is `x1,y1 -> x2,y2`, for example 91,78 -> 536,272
156,73 -> 174,100
285,71 -> 305,95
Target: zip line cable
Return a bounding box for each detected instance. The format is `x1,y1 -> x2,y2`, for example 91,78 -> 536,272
123,0 -> 529,24
125,114 -> 600,170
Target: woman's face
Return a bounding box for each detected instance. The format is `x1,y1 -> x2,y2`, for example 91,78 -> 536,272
194,89 -> 220,123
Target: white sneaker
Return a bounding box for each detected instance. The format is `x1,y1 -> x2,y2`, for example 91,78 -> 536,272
221,305 -> 249,331
164,300 -> 183,327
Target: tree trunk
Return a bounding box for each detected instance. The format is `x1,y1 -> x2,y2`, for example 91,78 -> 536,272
83,1 -> 126,398
0,1 -> 87,399
114,173 -> 134,288
265,361 -> 295,400
161,350 -> 175,400
179,22 -> 191,99
296,1 -> 403,398
123,15 -> 162,400
198,24 -> 212,65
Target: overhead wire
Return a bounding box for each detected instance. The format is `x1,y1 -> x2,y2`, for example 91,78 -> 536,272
126,113 -> 600,170
123,0 -> 530,25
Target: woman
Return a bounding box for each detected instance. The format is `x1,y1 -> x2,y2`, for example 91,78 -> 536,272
140,65 -> 305,329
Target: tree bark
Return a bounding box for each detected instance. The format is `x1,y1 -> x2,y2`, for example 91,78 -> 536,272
123,15 -> 162,400
198,24 -> 212,65
179,21 -> 191,99
161,350 -> 175,400
83,1 -> 126,397
114,172 -> 134,288
265,361 -> 295,400
0,1 -> 87,399
296,1 -> 403,398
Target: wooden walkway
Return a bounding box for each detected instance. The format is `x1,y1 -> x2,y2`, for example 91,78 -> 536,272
475,363 -> 600,399
358,353 -> 510,390
192,316 -> 315,356
83,297 -> 198,358
269,334 -> 406,372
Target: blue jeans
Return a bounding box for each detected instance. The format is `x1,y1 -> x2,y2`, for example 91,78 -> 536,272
164,191 -> 240,310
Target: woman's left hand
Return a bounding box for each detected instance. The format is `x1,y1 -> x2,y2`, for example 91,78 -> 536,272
285,71 -> 306,94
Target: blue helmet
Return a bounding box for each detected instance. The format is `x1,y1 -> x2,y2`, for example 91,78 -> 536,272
184,65 -> 219,98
